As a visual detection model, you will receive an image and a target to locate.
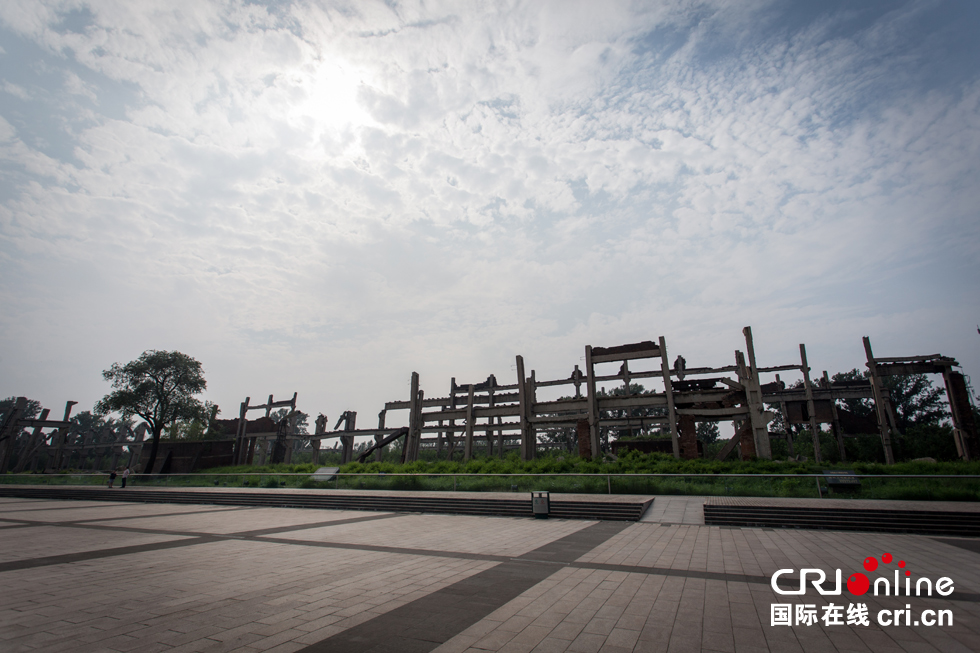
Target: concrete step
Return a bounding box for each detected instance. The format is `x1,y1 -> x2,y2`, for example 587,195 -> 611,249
703,504 -> 980,536
0,487 -> 650,521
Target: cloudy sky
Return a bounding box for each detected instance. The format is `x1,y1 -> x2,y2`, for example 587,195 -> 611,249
1,0 -> 978,427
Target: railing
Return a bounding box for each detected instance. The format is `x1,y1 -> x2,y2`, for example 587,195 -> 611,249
1,473 -> 979,501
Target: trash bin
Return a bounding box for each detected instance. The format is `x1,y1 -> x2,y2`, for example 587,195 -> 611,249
532,491 -> 550,519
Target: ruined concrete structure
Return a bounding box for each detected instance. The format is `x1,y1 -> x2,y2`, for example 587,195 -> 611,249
1,327 -> 976,472
305,328 -> 979,465
0,399 -> 148,474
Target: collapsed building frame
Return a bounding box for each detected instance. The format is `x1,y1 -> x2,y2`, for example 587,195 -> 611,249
304,328 -> 979,465
2,327 -> 976,473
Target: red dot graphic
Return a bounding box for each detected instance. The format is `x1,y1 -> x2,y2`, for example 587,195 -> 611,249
882,553 -> 893,563
863,556 -> 878,572
847,573 -> 870,596
906,571 -> 911,576
898,560 -> 906,568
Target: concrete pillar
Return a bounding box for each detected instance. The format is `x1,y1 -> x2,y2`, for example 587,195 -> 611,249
944,370 -> 980,460
577,419 -> 591,459
678,414 -> 699,459
737,420 -> 756,460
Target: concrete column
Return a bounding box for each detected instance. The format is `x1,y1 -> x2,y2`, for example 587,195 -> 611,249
678,414 -> 699,460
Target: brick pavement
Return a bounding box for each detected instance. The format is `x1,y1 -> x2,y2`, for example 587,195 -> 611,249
1,496 -> 978,652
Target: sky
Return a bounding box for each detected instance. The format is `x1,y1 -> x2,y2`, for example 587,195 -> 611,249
1,0 -> 978,430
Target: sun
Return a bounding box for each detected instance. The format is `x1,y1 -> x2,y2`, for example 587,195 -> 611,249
286,59 -> 374,139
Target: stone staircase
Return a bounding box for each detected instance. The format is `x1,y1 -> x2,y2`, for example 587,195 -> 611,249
0,486 -> 651,522
703,503 -> 980,536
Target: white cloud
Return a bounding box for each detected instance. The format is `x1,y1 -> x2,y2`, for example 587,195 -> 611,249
0,113 -> 15,141
62,70 -> 97,101
0,0 -> 977,423
2,81 -> 31,100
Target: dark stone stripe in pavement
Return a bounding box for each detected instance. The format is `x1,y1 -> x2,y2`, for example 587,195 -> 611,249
571,561 -> 772,586
0,535 -> 218,573
0,518 -> 240,540
296,521 -> 632,653
0,516 -> 516,564
235,512 -> 404,537
62,506 -> 252,524
0,511 -> 409,547
933,537 -> 980,556
255,535 -> 515,563
520,521 -> 629,563
306,560 -> 554,653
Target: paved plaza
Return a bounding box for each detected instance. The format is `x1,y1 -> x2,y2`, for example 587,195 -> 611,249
1,495 -> 978,653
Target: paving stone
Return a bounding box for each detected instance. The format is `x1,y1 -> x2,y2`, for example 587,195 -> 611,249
3,496 -> 978,653
566,631 -> 606,653
528,638 -> 572,653
603,627 -> 639,649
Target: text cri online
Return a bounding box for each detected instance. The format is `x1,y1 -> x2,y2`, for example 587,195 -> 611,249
771,569 -> 954,598
770,568 -> 955,628
770,604 -> 953,628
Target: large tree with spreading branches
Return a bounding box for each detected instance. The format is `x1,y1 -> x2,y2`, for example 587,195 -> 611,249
95,350 -> 207,474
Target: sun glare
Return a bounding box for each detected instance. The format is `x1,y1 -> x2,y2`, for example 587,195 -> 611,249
288,60 -> 373,139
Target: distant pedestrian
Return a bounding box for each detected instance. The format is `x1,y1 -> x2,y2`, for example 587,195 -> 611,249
108,469 -> 117,488
121,467 -> 130,488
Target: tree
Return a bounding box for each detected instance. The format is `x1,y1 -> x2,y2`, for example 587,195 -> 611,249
536,397 -> 582,453
67,410 -> 133,438
538,424 -> 577,453
696,421 -> 720,444
0,396 -> 42,422
831,369 -> 874,418
95,350 -> 207,474
598,384 -> 667,443
884,374 -> 946,432
831,369 -> 946,431
537,384 -> 666,454
163,402 -> 221,441
270,408 -> 309,434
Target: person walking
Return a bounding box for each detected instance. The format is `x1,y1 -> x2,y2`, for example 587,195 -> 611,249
121,466 -> 130,488
108,469 -> 117,488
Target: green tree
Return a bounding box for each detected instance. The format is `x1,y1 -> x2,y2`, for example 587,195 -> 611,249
0,396 -> 42,422
885,374 -> 946,432
95,350 -> 207,474
538,424 -> 577,453
831,369 -> 946,431
830,369 -> 874,417
598,384 -> 667,443
163,402 -> 221,441
166,418 -> 207,441
696,421 -> 720,444
536,396 -> 582,453
270,409 -> 309,434
67,410 -> 132,436
829,368 -> 952,461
